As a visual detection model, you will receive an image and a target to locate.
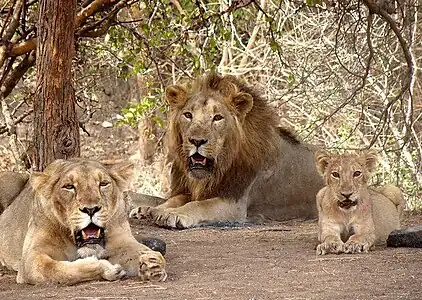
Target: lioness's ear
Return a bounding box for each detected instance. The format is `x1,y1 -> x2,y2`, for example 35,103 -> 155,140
360,150 -> 378,173
108,161 -> 135,191
30,172 -> 49,192
165,85 -> 188,108
315,150 -> 331,176
232,92 -> 253,118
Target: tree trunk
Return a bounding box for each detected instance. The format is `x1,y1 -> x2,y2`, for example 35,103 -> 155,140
34,0 -> 79,171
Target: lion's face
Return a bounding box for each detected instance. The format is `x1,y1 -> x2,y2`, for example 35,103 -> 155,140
166,75 -> 253,180
30,159 -> 133,248
315,151 -> 377,210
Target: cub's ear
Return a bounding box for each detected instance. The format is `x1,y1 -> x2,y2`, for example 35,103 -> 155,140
232,92 -> 253,118
108,161 -> 135,191
165,85 -> 188,108
360,150 -> 378,173
315,150 -> 331,176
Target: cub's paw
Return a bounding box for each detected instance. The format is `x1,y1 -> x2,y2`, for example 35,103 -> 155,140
99,260 -> 126,281
150,208 -> 195,229
130,206 -> 153,219
344,240 -> 370,254
316,240 -> 344,255
138,251 -> 167,282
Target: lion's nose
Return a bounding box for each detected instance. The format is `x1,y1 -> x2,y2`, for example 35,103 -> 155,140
189,138 -> 208,147
80,206 -> 101,217
341,193 -> 353,199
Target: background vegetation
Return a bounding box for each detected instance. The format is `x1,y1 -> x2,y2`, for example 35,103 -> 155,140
1,0 -> 421,208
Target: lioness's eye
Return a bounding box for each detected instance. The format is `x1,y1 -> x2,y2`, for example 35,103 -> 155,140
213,114 -> 224,121
353,171 -> 362,177
331,172 -> 340,178
63,184 -> 75,190
183,112 -> 192,119
99,181 -> 110,187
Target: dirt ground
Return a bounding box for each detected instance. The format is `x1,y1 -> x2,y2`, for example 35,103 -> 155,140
0,214 -> 421,300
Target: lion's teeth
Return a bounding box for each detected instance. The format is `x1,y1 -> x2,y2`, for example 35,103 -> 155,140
82,230 -> 87,240
95,229 -> 101,238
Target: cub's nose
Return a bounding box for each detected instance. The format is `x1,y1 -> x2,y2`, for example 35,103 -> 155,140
189,138 -> 208,147
341,193 -> 353,199
80,206 -> 101,217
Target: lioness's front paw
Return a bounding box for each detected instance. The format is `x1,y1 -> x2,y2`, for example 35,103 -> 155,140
150,208 -> 196,229
130,206 -> 153,219
99,260 -> 126,281
138,251 -> 167,282
316,240 -> 345,255
344,240 -> 370,254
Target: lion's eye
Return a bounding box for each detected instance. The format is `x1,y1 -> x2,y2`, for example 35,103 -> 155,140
63,184 -> 75,190
353,171 -> 362,177
331,172 -> 340,178
99,181 -> 110,187
213,114 -> 224,121
183,112 -> 192,119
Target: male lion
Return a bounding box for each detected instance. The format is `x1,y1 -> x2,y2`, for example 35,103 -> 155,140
0,158 -> 166,284
130,73 -> 323,228
315,150 -> 404,255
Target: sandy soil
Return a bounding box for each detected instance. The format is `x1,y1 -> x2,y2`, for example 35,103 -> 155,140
0,214 -> 421,300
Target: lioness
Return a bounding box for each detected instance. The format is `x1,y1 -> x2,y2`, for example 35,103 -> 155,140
130,73 -> 323,228
0,158 -> 166,284
315,150 -> 404,255
0,171 -> 29,213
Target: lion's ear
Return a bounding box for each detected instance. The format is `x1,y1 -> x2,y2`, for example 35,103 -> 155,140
232,92 -> 253,118
360,150 -> 378,173
165,85 -> 188,108
315,150 -> 331,176
108,161 -> 135,191
30,172 -> 49,192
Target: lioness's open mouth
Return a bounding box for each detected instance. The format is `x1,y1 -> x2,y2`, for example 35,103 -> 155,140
338,199 -> 357,209
75,223 -> 105,248
188,153 -> 214,171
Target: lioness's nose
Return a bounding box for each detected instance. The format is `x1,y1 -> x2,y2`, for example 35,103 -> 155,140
341,193 -> 353,199
189,138 -> 208,147
80,206 -> 101,217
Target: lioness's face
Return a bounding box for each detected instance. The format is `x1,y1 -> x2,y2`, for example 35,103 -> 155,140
31,159 -> 133,248
315,151 -> 377,210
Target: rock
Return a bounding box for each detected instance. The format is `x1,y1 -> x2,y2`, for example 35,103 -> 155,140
387,226 -> 422,248
136,236 -> 166,256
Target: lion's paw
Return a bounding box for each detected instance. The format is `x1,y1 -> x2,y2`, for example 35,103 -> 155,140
138,251 -> 167,282
130,206 -> 153,219
150,208 -> 195,229
344,240 -> 370,254
316,240 -> 345,255
99,260 -> 126,281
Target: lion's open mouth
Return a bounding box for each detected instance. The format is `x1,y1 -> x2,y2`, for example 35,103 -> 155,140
75,223 -> 105,248
338,199 -> 357,209
188,153 -> 214,171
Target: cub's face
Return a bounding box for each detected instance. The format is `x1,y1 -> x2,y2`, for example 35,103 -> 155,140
31,159 -> 133,248
315,151 -> 377,210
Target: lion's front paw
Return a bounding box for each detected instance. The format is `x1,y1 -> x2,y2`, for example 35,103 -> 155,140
99,260 -> 126,281
138,251 -> 167,282
150,208 -> 196,229
316,240 -> 345,255
130,206 -> 153,219
344,240 -> 371,254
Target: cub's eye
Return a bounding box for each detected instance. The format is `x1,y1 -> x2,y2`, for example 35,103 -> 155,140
62,184 -> 75,190
353,171 -> 362,177
331,172 -> 340,178
183,112 -> 192,119
99,181 -> 110,187
213,114 -> 224,121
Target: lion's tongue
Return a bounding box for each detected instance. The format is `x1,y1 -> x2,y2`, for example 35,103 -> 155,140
82,227 -> 101,239
191,154 -> 206,165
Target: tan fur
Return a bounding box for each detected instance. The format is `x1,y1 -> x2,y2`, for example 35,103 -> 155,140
130,73 -> 323,228
0,171 -> 29,214
0,158 -> 166,285
315,150 -> 404,255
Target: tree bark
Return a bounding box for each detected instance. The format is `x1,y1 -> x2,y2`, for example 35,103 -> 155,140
34,0 -> 79,171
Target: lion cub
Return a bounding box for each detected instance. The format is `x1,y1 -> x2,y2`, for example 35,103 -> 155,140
314,150 -> 404,255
